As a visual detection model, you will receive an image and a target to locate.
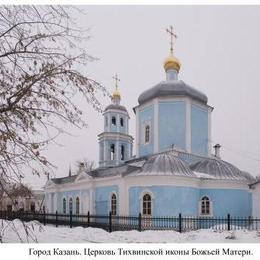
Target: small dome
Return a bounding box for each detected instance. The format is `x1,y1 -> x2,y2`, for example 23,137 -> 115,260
163,54 -> 181,72
138,80 -> 208,105
141,152 -> 195,177
112,88 -> 121,99
104,104 -> 128,113
190,158 -> 255,181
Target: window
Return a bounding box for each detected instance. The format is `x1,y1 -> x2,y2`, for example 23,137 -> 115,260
111,193 -> 117,216
7,205 -> 12,212
120,118 -> 124,127
142,194 -> 152,216
200,196 -> 211,215
145,125 -> 150,143
121,145 -> 125,160
30,202 -> 35,212
76,197 -> 80,215
105,116 -> 108,126
69,198 -> 73,213
63,198 -> 66,214
112,116 -> 116,125
110,144 -> 115,160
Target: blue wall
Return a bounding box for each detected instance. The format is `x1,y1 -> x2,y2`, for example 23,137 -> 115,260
109,113 -> 118,132
56,189 -> 89,214
139,105 -> 154,156
95,185 -> 119,215
159,101 -> 186,152
129,186 -> 199,216
128,186 -> 252,217
105,113 -> 128,134
191,104 -> 208,156
119,115 -> 128,134
200,189 -> 252,217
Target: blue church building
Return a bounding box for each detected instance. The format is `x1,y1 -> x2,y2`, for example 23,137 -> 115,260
45,30 -> 255,218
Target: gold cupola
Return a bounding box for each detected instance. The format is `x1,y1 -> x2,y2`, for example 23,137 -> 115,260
163,54 -> 181,72
112,88 -> 121,99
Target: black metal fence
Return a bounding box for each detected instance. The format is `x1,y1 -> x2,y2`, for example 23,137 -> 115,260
0,211 -> 259,233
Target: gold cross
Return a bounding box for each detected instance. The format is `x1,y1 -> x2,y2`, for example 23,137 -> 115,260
112,74 -> 120,90
166,26 -> 177,54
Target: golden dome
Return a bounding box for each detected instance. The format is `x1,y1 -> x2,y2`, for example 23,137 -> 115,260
163,54 -> 181,72
112,88 -> 121,99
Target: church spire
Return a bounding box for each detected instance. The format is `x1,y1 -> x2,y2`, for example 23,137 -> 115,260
112,74 -> 121,104
163,26 -> 181,80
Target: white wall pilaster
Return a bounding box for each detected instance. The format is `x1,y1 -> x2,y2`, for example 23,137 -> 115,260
154,98 -> 159,153
208,108 -> 212,156
186,99 -> 191,153
135,108 -> 139,157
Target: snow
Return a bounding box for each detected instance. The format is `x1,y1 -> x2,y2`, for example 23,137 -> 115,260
1,219 -> 260,243
193,171 -> 218,179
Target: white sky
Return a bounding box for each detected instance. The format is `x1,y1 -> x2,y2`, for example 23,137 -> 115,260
24,5 -> 260,189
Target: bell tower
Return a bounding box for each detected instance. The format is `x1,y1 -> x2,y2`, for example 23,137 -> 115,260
98,75 -> 133,167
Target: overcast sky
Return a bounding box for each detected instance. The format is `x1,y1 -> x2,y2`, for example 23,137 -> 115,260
25,5 -> 260,189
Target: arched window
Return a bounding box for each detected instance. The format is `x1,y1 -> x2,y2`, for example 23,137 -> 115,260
30,202 -> 35,212
112,116 -> 116,125
121,145 -> 125,160
200,196 -> 211,215
110,144 -> 115,160
145,125 -> 150,143
76,197 -> 80,215
142,194 -> 152,216
63,198 -> 66,214
120,117 -> 124,127
69,198 -> 73,213
111,193 -> 117,216
105,116 -> 108,126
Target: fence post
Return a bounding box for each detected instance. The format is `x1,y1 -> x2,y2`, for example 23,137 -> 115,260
248,216 -> 252,230
70,211 -> 72,228
87,211 -> 90,227
227,213 -> 230,231
43,209 -> 46,226
109,211 -> 112,233
178,213 -> 182,233
138,213 -> 142,232
55,211 -> 58,227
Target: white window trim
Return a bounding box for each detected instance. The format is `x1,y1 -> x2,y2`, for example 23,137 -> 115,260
139,190 -> 154,216
111,116 -> 117,126
62,197 -> 67,214
120,117 -> 124,127
198,196 -> 213,217
120,144 -> 125,161
142,120 -> 152,145
76,196 -> 80,215
108,191 -> 118,215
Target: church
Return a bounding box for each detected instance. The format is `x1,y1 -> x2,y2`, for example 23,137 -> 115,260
45,28 -> 255,218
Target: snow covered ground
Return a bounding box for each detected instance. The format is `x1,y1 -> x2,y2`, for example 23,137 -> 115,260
1,219 -> 260,243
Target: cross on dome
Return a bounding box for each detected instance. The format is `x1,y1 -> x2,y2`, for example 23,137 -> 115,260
113,74 -> 120,90
166,25 -> 177,55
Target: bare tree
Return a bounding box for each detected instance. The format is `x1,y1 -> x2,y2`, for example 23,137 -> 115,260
0,6 -> 108,184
